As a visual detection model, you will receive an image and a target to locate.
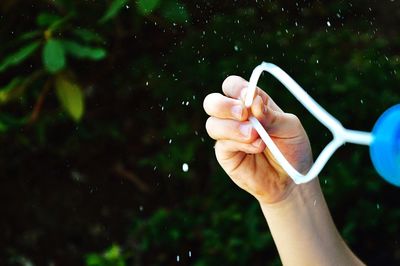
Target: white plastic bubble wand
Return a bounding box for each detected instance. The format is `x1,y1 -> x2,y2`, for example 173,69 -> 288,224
245,62 -> 400,186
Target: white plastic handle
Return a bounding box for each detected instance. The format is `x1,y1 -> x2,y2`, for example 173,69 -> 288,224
245,62 -> 373,184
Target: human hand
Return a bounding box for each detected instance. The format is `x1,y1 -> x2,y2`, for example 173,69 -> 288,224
203,76 -> 313,203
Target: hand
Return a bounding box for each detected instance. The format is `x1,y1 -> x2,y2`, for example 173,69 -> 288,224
203,76 -> 313,203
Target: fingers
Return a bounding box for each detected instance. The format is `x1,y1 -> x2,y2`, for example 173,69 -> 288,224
222,75 -> 283,112
251,95 -> 279,131
205,117 -> 259,143
203,93 -> 248,121
222,75 -> 248,99
215,139 -> 266,159
251,95 -> 303,138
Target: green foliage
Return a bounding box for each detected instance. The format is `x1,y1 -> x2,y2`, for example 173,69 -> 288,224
99,0 -> 129,23
0,42 -> 40,72
62,40 -> 106,60
137,0 -> 161,15
161,1 -> 188,23
72,28 -> 105,44
0,9 -> 106,124
0,77 -> 24,103
55,75 -> 84,121
86,245 -> 126,266
43,39 -> 66,73
36,13 -> 62,27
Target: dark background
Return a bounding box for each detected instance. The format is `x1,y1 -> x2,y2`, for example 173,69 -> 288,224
1,0 -> 400,265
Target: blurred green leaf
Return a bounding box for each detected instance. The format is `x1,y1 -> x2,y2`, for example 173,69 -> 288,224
55,75 -> 84,121
85,244 -> 126,266
49,13 -> 74,31
0,77 -> 24,103
161,1 -> 189,23
62,40 -> 106,60
0,114 -> 28,133
104,245 -> 121,260
18,30 -> 41,41
37,13 -> 62,27
72,28 -> 105,43
0,120 -> 8,133
85,254 -> 102,266
137,0 -> 160,15
43,39 -> 66,73
0,41 -> 40,73
99,0 -> 128,23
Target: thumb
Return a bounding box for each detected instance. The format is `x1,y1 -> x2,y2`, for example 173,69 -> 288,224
250,95 -> 302,139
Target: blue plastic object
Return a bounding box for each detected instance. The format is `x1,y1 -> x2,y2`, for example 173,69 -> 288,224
370,104 -> 400,186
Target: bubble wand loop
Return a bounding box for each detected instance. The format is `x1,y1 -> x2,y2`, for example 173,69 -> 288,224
245,62 -> 400,186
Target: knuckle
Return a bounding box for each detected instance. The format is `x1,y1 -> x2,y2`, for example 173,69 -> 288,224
286,113 -> 304,131
287,113 -> 301,124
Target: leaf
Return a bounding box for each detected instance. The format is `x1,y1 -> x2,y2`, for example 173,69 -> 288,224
161,1 -> 189,23
62,40 -> 106,60
0,114 -> 28,133
18,30 -> 41,42
0,41 -> 40,73
0,77 -> 24,103
55,75 -> 84,121
72,28 -> 105,43
104,245 -> 121,260
137,0 -> 160,15
37,13 -> 62,27
43,39 -> 66,73
85,254 -> 103,266
0,120 -> 8,133
48,13 -> 75,31
99,0 -> 128,24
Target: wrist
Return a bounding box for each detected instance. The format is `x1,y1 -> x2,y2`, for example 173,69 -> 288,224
257,178 -> 321,210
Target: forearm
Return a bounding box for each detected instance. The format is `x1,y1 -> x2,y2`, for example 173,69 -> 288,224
259,179 -> 364,266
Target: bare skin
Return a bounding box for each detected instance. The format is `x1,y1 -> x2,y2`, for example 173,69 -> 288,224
204,75 -> 312,203
203,75 -> 364,266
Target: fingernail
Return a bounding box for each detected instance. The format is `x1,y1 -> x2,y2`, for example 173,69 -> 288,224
231,105 -> 243,119
239,123 -> 252,137
252,138 -> 263,147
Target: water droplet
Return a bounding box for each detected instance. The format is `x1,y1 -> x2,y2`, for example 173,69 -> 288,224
327,21 -> 331,27
182,163 -> 189,172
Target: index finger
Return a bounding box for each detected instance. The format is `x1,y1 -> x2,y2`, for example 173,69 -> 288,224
222,75 -> 282,112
